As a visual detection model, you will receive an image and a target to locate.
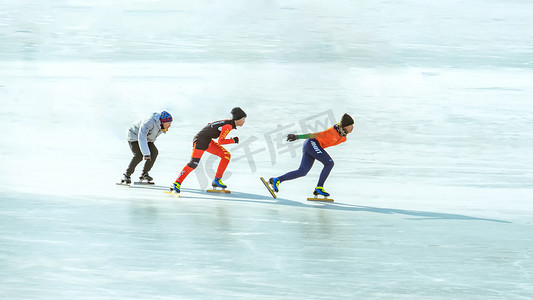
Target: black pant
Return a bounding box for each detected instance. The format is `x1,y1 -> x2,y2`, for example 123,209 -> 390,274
125,141 -> 158,176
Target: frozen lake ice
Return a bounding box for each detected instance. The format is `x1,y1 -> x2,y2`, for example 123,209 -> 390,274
1,1 -> 533,299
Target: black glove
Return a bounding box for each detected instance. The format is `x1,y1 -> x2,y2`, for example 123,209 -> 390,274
287,134 -> 298,142
233,137 -> 239,144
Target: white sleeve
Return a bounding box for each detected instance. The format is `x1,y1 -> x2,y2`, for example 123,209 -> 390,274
137,119 -> 154,156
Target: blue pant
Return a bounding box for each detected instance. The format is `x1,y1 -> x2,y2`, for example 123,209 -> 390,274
278,139 -> 334,187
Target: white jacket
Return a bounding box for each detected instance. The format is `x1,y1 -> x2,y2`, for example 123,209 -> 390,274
127,112 -> 165,156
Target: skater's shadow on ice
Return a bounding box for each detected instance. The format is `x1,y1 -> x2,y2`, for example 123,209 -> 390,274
211,192 -> 507,223
320,203 -> 510,223
131,185 -> 509,223
202,191 -> 509,224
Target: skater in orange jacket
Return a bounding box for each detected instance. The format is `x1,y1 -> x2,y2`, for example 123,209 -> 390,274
171,107 -> 247,193
268,113 -> 354,197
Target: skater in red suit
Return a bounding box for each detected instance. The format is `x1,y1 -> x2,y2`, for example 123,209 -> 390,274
268,113 -> 354,197
171,107 -> 247,193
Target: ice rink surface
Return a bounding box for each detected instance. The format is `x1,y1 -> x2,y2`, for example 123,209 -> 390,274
1,1 -> 533,299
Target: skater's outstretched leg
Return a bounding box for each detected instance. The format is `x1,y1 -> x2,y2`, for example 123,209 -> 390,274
277,151 -> 315,183
276,139 -> 320,191
175,146 -> 205,185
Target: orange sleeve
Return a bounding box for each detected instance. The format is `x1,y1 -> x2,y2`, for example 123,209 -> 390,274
217,124 -> 235,145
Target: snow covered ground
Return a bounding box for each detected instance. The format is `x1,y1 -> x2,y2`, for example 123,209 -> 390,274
1,1 -> 533,299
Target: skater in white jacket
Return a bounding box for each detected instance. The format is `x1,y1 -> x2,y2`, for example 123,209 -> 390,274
121,111 -> 173,184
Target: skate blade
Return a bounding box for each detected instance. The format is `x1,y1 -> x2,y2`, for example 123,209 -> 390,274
260,177 -> 277,199
134,181 -> 154,185
206,188 -> 231,194
164,190 -> 180,197
116,182 -> 130,186
307,196 -> 334,202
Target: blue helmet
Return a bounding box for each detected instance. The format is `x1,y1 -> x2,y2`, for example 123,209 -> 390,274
160,111 -> 173,123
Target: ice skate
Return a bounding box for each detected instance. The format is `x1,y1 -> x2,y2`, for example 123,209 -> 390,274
260,177 -> 277,199
164,182 -> 181,197
269,177 -> 281,192
116,173 -> 131,185
207,178 -> 231,194
307,187 -> 334,202
135,173 -> 154,185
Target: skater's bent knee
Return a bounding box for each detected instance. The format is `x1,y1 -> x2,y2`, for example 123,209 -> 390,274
323,159 -> 334,168
187,157 -> 201,169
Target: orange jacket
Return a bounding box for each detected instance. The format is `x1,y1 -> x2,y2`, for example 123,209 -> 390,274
313,126 -> 347,149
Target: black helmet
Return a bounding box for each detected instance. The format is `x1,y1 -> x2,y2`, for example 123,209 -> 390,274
231,107 -> 247,120
340,113 -> 354,127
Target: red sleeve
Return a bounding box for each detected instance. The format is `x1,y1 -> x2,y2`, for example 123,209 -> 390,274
217,124 -> 235,145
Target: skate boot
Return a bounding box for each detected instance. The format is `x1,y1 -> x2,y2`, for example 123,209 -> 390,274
121,173 -> 131,184
314,186 -> 330,197
212,178 -> 227,189
307,186 -> 334,202
207,178 -> 230,193
170,182 -> 181,194
269,177 -> 280,192
139,173 -> 154,184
